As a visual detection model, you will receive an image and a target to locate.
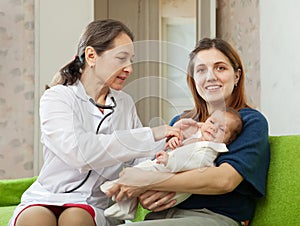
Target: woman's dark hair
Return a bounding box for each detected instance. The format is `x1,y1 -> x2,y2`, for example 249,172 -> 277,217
181,37 -> 250,122
59,19 -> 134,85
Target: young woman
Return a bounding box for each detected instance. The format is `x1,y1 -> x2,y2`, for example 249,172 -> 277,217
107,38 -> 270,226
9,19 -> 181,226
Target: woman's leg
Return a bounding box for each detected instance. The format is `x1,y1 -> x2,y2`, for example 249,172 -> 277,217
58,207 -> 95,226
15,206 -> 57,226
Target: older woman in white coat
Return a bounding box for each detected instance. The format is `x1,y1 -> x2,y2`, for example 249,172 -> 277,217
9,19 -> 181,226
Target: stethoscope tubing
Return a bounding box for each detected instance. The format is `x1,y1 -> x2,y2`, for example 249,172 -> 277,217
64,96 -> 116,193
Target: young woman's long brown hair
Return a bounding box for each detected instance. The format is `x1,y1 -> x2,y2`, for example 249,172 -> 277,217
181,38 -> 250,122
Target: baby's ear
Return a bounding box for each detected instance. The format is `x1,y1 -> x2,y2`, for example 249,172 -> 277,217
226,135 -> 236,145
226,139 -> 232,145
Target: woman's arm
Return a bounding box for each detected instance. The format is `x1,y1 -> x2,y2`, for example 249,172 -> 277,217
148,163 -> 243,195
40,86 -> 181,171
137,163 -> 242,211
107,162 -> 242,210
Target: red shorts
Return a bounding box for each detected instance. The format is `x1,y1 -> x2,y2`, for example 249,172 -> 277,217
14,203 -> 95,226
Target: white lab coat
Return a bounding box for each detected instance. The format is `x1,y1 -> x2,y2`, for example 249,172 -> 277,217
9,81 -> 163,226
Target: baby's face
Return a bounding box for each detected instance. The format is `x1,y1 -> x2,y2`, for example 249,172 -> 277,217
201,110 -> 234,143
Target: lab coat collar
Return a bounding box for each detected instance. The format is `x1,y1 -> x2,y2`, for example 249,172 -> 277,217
71,80 -> 124,102
71,80 -> 124,116
71,80 -> 90,103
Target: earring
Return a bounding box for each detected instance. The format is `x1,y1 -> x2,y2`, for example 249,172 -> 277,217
91,64 -> 95,68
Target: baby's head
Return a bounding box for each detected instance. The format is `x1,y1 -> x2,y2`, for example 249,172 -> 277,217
201,108 -> 243,144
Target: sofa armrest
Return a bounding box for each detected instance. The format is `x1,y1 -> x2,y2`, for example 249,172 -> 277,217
0,176 -> 37,207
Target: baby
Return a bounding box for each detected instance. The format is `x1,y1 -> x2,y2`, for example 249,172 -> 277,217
101,108 -> 243,220
156,108 -> 243,169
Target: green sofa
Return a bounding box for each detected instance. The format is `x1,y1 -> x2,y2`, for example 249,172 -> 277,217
1,135 -> 299,225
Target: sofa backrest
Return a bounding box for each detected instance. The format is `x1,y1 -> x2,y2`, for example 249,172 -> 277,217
251,135 -> 300,225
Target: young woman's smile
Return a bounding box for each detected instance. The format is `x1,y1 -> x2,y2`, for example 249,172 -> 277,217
193,48 -> 240,105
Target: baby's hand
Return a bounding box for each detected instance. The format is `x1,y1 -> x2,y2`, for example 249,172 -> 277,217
167,136 -> 181,150
156,150 -> 169,166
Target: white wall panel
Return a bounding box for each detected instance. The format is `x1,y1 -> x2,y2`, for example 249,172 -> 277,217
260,0 -> 300,135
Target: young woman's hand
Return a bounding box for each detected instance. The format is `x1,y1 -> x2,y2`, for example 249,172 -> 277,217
105,183 -> 148,202
138,190 -> 176,212
151,125 -> 181,142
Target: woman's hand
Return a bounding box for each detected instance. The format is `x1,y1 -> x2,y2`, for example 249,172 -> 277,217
105,183 -> 148,202
151,125 -> 181,142
138,190 -> 176,212
106,184 -> 177,212
173,118 -> 202,139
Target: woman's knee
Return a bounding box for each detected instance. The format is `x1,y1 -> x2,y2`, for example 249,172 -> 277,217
58,207 -> 95,226
15,206 -> 57,226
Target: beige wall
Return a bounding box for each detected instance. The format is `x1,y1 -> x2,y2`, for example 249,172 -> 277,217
217,0 -> 260,108
0,0 -> 93,179
0,0 -> 35,179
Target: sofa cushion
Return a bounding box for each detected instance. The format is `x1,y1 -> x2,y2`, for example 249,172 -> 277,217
251,135 -> 300,225
0,206 -> 16,225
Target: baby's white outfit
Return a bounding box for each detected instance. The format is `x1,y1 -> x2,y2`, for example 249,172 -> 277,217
100,133 -> 228,220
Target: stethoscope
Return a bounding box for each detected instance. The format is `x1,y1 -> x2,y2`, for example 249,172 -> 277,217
64,96 -> 117,193
89,97 -> 117,134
